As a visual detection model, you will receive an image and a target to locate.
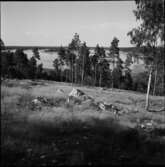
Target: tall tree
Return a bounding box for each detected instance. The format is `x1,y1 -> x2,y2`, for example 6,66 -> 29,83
33,48 -> 40,60
57,46 -> 67,82
36,63 -> 43,79
91,44 -> 101,86
58,46 -> 67,82
29,56 -> 37,79
122,53 -> 133,90
13,49 -> 29,78
68,33 -> 81,84
1,51 -> 14,78
66,50 -> 76,84
109,37 -> 120,88
127,0 -> 164,110
79,42 -> 90,85
98,59 -> 110,87
53,58 -> 61,81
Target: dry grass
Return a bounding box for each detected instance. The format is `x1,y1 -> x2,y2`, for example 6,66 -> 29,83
1,79 -> 165,166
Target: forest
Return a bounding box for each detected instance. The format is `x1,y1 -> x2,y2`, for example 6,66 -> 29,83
1,33 -> 164,96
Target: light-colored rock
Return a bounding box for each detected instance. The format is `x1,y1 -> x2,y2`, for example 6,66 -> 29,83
32,99 -> 41,105
56,89 -> 64,93
69,88 -> 85,98
68,88 -> 94,104
97,102 -> 106,111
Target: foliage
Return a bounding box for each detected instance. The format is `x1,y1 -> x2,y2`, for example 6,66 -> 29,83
1,25 -> 163,95
127,0 -> 164,67
33,48 -> 40,60
127,0 -> 164,98
0,38 -> 5,50
1,48 -> 44,80
28,56 -> 37,79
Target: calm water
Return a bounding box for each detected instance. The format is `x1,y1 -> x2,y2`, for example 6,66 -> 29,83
9,49 -> 144,70
9,49 -> 59,69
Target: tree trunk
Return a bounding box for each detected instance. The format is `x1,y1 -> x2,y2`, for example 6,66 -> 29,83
99,73 -> 102,87
111,71 -> 113,88
111,60 -> 114,89
94,65 -> 97,86
81,68 -> 84,86
153,67 -> 157,96
60,70 -> 62,82
145,67 -> 152,110
70,65 -> 73,86
72,58 -> 73,86
75,63 -> 77,84
65,70 -> 67,82
81,53 -> 85,86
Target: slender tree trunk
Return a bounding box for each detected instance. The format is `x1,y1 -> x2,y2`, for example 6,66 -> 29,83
72,58 -> 73,86
60,70 -> 62,82
111,71 -> 113,88
71,64 -> 73,86
81,68 -> 84,86
99,73 -> 102,87
75,63 -> 77,84
72,66 -> 74,85
70,64 -> 72,84
153,67 -> 157,96
81,54 -> 85,86
162,41 -> 164,95
65,70 -> 67,82
94,65 -> 97,86
111,60 -> 114,89
145,67 -> 152,110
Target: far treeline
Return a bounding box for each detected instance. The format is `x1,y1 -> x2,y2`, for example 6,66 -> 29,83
1,0 -> 164,99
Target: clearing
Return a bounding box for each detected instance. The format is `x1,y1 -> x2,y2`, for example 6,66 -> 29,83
1,79 -> 165,166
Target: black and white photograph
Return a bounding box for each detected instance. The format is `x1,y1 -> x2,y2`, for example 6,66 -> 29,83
1,0 -> 165,166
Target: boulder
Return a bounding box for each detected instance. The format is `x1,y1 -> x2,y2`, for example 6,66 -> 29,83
56,89 -> 65,94
97,102 -> 106,111
95,102 -> 120,113
37,96 -> 48,103
67,88 -> 93,104
32,98 -> 41,105
68,88 -> 85,98
138,119 -> 156,131
82,94 -> 94,101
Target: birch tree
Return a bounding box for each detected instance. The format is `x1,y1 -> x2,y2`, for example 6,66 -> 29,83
127,0 -> 164,110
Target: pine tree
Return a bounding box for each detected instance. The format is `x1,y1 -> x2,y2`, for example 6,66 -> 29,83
109,37 -> 120,88
91,44 -> 100,86
53,58 -> 61,81
13,49 -> 29,78
29,56 -> 37,79
68,33 -> 81,84
79,42 -> 90,85
33,48 -> 40,60
36,63 -> 43,79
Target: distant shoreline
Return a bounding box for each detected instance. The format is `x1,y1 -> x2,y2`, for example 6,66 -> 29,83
5,45 -> 137,52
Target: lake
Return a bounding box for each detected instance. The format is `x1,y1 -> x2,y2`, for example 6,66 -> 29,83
8,49 -> 144,70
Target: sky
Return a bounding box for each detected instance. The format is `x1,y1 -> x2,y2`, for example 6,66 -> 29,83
1,1 -> 139,47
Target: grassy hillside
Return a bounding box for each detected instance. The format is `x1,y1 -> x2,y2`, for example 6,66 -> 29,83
1,79 -> 165,166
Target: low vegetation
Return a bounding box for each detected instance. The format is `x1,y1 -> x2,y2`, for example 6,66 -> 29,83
1,79 -> 165,166
1,1 -> 164,165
